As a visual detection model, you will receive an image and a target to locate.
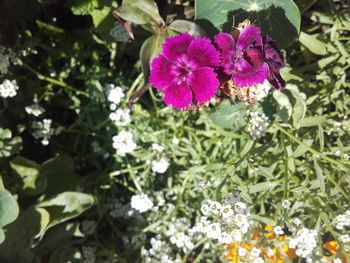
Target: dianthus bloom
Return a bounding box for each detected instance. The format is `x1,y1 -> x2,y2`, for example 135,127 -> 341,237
149,33 -> 220,109
214,23 -> 285,89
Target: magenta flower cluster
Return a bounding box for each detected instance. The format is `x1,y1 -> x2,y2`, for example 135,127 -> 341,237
150,25 -> 285,109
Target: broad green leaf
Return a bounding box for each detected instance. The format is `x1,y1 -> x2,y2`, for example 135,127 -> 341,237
250,214 -> 276,226
114,0 -> 164,26
313,157 -> 325,194
210,101 -> 247,129
90,6 -> 110,28
299,31 -> 327,55
286,84 -> 307,128
168,20 -> 204,36
10,156 -> 47,196
292,139 -> 313,158
37,192 -> 95,229
299,116 -> 327,127
249,182 -> 279,193
0,177 -> 19,239
195,0 -> 301,48
140,35 -> 163,81
68,0 -> 98,15
273,90 -> 292,122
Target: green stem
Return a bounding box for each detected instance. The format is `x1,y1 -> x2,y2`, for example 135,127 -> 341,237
21,62 -> 89,97
182,237 -> 209,263
281,132 -> 289,202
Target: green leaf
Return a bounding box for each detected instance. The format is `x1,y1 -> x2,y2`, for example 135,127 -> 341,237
37,192 -> 95,229
168,20 -> 204,36
195,0 -> 301,48
286,84 -> 307,128
249,182 -> 279,193
10,157 -> 47,196
250,214 -> 276,226
140,35 -> 163,81
90,6 -> 110,28
35,20 -> 64,34
299,116 -> 327,128
0,177 -> 19,244
313,157 -> 325,194
210,101 -> 247,129
68,0 -> 98,15
114,0 -> 164,26
273,90 -> 292,122
299,31 -> 327,55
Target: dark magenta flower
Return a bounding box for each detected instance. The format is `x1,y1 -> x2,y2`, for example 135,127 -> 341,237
214,24 -> 285,89
149,33 -> 220,109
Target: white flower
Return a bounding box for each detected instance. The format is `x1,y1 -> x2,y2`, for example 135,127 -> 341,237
235,214 -> 248,228
151,158 -> 170,174
220,205 -> 234,219
231,229 -> 242,241
340,234 -> 350,243
152,143 -> 165,153
250,80 -> 272,101
293,218 -> 302,226
274,226 -> 284,235
0,79 -> 19,98
32,119 -> 55,145
250,247 -> 261,257
130,194 -> 153,213
25,104 -> 45,117
288,228 -> 317,258
200,204 -> 210,216
266,248 -> 274,257
107,85 -> 124,105
238,247 -> 246,256
225,192 -> 241,204
109,108 -> 131,126
282,199 -> 291,209
335,210 -> 350,230
247,111 -> 269,139
334,258 -> 342,263
206,223 -> 221,239
252,257 -> 264,263
172,137 -> 179,145
209,201 -> 221,215
218,232 -> 233,244
112,131 -> 137,156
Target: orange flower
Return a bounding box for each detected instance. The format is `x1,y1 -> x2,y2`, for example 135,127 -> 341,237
323,240 -> 338,255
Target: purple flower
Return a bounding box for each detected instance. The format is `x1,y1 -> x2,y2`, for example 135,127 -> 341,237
149,33 -> 220,109
214,25 -> 285,89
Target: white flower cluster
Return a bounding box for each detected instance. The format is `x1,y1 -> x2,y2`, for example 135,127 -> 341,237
109,108 -> 131,126
197,193 -> 250,244
82,246 -> 96,263
0,79 -> 19,98
288,228 -> 317,259
166,217 -> 204,252
334,210 -> 350,230
32,119 -> 59,145
247,111 -> 269,139
142,236 -> 181,263
25,104 -> 45,117
340,234 -> 350,243
151,158 -> 170,174
152,143 -> 164,153
130,194 -> 153,213
250,80 -> 272,102
112,131 -> 137,156
107,85 -> 124,110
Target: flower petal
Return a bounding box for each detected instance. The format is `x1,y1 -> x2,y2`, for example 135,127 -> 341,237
188,38 -> 220,67
268,72 -> 286,90
264,35 -> 285,72
189,67 -> 219,103
149,55 -> 174,89
233,59 -> 268,87
214,33 -> 235,52
164,81 -> 193,109
237,25 -> 263,50
162,33 -> 194,60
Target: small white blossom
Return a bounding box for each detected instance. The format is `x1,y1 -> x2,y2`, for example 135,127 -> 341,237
247,111 -> 269,139
209,201 -> 221,215
274,226 -> 284,235
334,258 -> 342,263
234,202 -> 247,214
172,137 -> 179,145
267,248 -> 274,257
250,80 -> 272,101
340,234 -> 350,243
218,232 -> 233,244
252,257 -> 264,263
238,247 -> 247,256
282,199 -> 291,209
293,218 -> 302,226
206,223 -> 221,239
32,119 -> 55,145
107,85 -> 124,105
0,79 -> 19,98
231,229 -> 242,241
152,143 -> 165,153
288,228 -> 317,258
25,104 -> 45,117
335,210 -> 350,230
130,194 -> 153,213
112,131 -> 137,156
151,158 -> 170,174
220,205 -> 234,219
109,108 -> 131,126
200,204 -> 210,216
